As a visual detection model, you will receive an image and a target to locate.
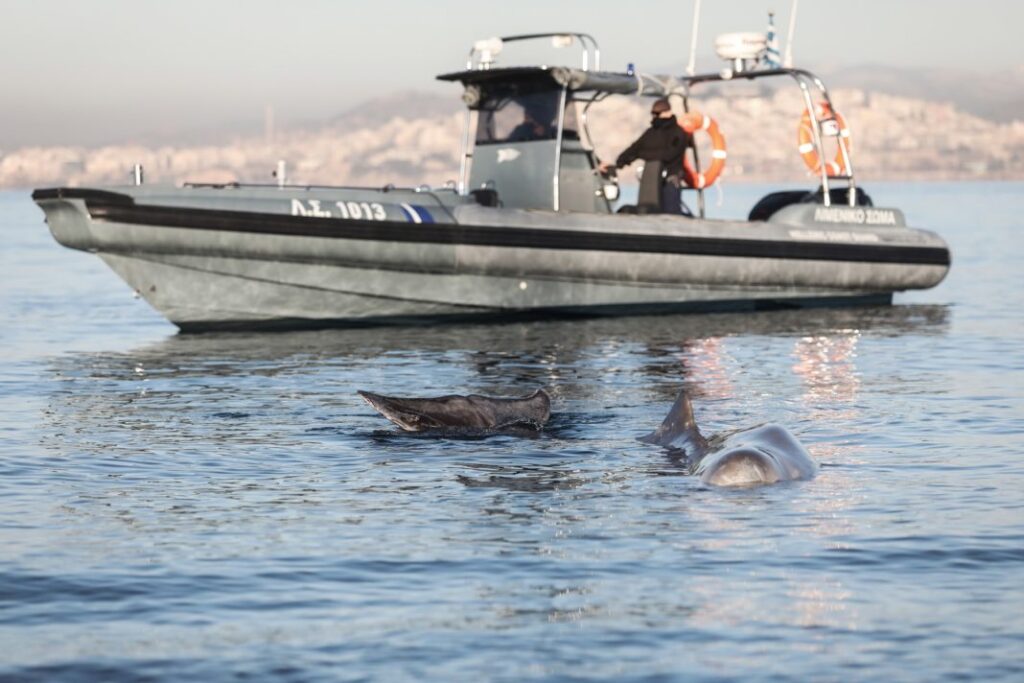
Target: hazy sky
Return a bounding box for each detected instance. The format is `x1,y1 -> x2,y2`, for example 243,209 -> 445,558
2,0 -> 1021,147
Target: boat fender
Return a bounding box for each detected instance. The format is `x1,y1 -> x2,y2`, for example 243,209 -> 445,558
798,102 -> 852,176
679,111 -> 727,189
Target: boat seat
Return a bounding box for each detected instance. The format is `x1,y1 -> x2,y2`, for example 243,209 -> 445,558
636,160 -> 663,213
748,187 -> 874,221
748,190 -> 811,221
616,160 -> 664,215
804,186 -> 873,207
470,188 -> 501,207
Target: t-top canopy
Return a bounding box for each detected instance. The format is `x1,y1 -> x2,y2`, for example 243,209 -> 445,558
437,66 -> 683,107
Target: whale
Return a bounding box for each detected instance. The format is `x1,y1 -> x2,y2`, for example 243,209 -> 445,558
640,390 -> 817,487
358,389 -> 551,432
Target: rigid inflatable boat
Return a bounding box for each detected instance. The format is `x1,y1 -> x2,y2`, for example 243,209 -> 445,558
33,32 -> 949,332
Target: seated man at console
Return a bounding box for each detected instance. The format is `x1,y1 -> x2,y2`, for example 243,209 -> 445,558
599,98 -> 691,215
508,101 -> 558,142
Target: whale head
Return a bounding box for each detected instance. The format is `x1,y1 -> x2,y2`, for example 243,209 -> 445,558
696,447 -> 784,486
696,424 -> 818,487
640,391 -> 818,487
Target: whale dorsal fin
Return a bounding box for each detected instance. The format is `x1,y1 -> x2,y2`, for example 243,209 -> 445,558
638,389 -> 708,455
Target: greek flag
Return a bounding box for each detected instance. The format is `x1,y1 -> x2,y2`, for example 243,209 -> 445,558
764,12 -> 782,69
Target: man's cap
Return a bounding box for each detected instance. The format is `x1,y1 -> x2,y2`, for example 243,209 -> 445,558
651,98 -> 671,114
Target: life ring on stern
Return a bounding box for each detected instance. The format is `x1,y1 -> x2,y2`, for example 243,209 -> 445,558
798,102 -> 852,176
679,111 -> 726,189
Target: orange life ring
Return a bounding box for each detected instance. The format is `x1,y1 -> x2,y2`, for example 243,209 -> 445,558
798,102 -> 852,176
678,111 -> 726,189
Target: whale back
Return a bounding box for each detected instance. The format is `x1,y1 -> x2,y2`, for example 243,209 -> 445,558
638,389 -> 708,457
358,389 -> 551,432
639,391 -> 818,488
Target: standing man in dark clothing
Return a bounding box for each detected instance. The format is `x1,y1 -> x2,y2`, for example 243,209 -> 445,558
599,98 -> 691,214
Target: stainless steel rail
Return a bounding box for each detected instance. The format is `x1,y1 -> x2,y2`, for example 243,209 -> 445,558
686,67 -> 857,207
466,33 -> 600,72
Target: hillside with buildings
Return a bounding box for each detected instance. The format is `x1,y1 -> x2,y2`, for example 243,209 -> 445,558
2,85 -> 1021,190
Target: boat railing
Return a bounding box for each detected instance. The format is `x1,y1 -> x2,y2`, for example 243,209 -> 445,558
685,67 -> 858,208
182,181 -> 460,194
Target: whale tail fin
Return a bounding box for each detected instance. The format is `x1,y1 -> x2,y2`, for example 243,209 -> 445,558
358,391 -> 448,431
639,389 -> 708,455
358,389 -> 551,432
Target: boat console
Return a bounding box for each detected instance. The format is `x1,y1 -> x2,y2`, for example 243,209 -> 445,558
439,32 -> 866,220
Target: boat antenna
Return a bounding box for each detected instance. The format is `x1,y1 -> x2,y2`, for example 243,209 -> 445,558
686,0 -> 702,76
783,0 -> 799,68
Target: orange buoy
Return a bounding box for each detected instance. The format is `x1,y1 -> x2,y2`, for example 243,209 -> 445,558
679,111 -> 727,189
798,102 -> 852,176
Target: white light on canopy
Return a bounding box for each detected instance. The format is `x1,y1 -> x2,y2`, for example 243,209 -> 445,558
551,34 -> 574,48
473,37 -> 504,68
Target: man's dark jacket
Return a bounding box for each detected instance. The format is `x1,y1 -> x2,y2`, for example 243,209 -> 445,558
615,115 -> 690,177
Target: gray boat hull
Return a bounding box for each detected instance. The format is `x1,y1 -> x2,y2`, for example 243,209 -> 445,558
33,185 -> 949,331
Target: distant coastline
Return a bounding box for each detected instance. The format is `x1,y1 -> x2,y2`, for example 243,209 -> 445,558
2,85 -> 1021,190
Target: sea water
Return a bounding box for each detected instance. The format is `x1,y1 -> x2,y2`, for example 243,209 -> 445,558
0,183 -> 1022,681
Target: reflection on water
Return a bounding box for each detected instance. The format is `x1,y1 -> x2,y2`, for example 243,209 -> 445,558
43,303 -> 950,395
681,337 -> 736,400
140,303 -> 950,360
793,331 -> 862,406
38,305 -> 950,469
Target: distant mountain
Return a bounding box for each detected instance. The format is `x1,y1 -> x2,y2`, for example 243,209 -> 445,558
330,64 -> 1024,129
329,91 -> 459,129
654,60 -> 1023,124
4,64 -> 1023,189
821,64 -> 1024,123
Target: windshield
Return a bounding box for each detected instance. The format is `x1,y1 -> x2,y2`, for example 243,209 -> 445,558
476,89 -> 578,144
